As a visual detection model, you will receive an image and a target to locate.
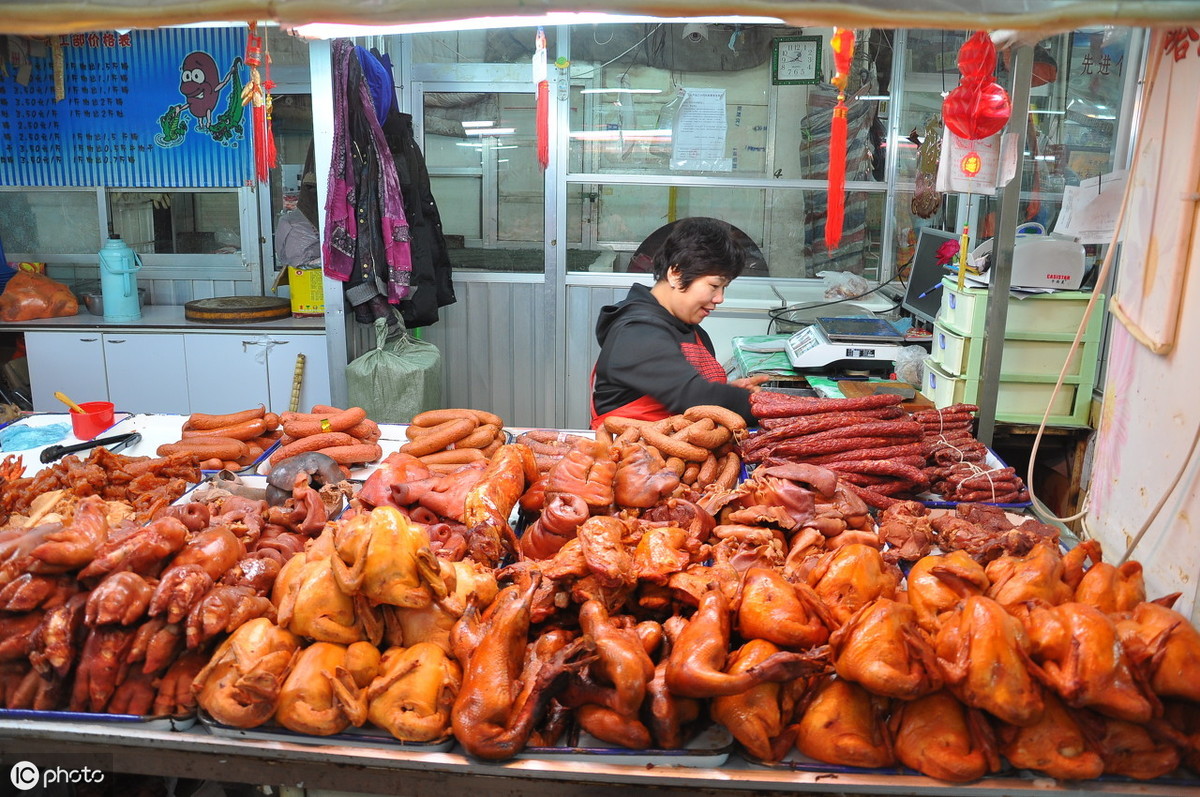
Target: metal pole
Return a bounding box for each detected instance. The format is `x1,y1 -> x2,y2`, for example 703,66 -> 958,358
976,45 -> 1033,446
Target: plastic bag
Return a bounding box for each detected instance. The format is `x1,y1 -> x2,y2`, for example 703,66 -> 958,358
0,271 -> 78,321
347,317 -> 441,424
821,270 -> 870,301
894,344 -> 930,387
0,422 -> 69,451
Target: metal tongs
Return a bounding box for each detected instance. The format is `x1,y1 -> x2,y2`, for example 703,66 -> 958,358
40,431 -> 142,464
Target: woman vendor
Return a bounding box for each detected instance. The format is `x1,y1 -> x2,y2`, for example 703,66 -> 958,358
590,216 -> 770,430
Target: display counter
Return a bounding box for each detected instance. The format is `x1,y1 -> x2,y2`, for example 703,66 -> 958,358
2,306 -> 331,413
0,305 -> 325,333
0,719 -> 1191,797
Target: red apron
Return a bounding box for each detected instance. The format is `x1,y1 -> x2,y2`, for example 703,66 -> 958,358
590,332 -> 727,430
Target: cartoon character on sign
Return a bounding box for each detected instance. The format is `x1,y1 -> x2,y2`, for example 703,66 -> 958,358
179,51 -> 228,130
155,51 -> 244,147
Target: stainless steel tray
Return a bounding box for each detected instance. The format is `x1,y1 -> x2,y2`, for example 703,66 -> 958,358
198,709 -> 455,752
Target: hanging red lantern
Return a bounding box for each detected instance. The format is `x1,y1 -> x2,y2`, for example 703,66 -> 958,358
942,31 -> 1011,141
956,30 -> 997,78
943,78 -> 1012,139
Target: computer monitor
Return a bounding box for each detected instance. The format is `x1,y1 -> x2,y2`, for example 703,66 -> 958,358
901,227 -> 961,324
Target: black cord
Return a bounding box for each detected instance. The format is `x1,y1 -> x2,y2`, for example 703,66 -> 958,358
767,273 -> 904,334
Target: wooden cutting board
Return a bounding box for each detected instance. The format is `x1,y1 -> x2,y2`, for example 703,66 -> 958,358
837,380 -> 933,411
184,296 -> 291,323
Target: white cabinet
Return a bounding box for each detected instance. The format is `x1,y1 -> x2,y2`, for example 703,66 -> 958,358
266,335 -> 331,413
184,335 -> 271,414
26,328 -> 330,415
26,331 -> 189,413
103,334 -> 189,413
184,332 -> 331,415
25,331 -> 107,410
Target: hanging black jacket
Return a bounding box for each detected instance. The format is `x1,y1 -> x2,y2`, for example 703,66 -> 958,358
383,109 -> 456,327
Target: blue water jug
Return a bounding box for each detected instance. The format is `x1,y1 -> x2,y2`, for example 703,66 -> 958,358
98,234 -> 143,322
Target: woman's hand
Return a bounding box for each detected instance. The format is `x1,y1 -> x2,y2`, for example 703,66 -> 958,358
730,374 -> 772,394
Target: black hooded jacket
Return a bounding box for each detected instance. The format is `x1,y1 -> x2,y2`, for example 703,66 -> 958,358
592,283 -> 755,424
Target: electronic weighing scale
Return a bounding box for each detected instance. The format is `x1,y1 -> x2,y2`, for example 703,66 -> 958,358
785,317 -> 908,375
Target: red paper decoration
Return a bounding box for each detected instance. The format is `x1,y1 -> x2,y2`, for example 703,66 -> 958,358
825,28 -> 855,251
942,31 -> 1011,141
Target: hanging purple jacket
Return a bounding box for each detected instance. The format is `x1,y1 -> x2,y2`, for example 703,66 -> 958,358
322,40 -> 413,307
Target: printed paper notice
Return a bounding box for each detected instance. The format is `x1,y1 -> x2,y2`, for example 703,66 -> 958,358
671,88 -> 732,172
1054,170 -> 1126,244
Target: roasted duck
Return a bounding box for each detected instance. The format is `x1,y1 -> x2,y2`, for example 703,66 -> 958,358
464,444 -> 539,566
450,575 -> 594,759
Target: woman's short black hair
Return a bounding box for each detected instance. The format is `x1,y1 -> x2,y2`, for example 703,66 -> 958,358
651,217 -> 746,287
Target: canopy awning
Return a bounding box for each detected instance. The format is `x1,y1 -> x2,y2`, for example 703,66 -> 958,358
2,0 -> 1199,37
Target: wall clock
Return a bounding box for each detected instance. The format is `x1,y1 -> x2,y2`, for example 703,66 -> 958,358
772,35 -> 822,86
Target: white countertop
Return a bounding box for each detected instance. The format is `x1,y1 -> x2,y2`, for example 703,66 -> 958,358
0,304 -> 326,333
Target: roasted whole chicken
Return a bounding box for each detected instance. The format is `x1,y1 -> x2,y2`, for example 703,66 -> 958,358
793,675 -> 895,769
331,506 -> 446,609
1012,600 -> 1156,723
934,595 -> 1043,727
368,641 -> 462,742
1115,600 -> 1200,702
273,529 -> 381,645
995,690 -> 1104,781
450,575 -> 595,759
561,599 -> 654,720
276,641 -> 381,736
807,543 -> 901,626
709,638 -> 794,762
736,566 -> 833,650
1078,710 -> 1182,780
191,617 -> 301,728
576,516 -> 636,591
830,598 -> 942,701
387,559 -> 498,653
665,589 -> 829,699
984,540 -> 1097,609
905,550 -> 989,634
890,690 -> 999,782
1074,559 -> 1146,614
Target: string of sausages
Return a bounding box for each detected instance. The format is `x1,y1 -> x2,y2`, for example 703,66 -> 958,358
743,391 -> 928,509
914,404 -> 1030,504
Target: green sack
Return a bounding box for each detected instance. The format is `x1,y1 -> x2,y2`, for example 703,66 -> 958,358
347,318 -> 442,424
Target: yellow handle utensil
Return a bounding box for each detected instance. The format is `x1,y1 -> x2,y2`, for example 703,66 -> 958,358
54,391 -> 87,414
